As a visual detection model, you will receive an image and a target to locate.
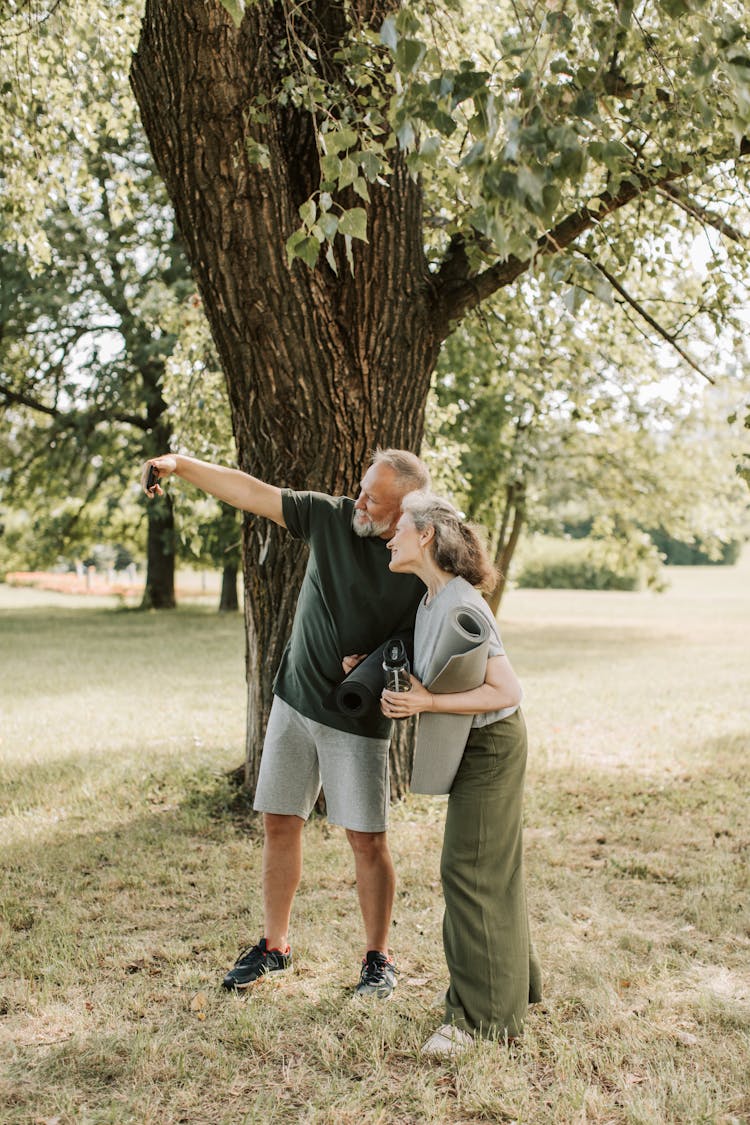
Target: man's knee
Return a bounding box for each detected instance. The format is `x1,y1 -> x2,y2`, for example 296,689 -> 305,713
346,828 -> 390,860
264,812 -> 305,842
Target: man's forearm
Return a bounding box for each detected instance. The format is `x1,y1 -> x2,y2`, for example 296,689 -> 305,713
173,455 -> 285,525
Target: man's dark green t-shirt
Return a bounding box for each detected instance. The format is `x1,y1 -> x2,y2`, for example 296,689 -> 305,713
272,490 -> 424,739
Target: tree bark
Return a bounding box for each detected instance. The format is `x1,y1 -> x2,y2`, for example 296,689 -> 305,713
131,0 -> 441,793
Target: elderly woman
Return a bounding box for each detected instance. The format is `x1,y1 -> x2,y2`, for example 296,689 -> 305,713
382,491 -> 541,1055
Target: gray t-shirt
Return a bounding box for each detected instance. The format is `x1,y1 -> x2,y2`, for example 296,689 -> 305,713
414,575 -> 520,727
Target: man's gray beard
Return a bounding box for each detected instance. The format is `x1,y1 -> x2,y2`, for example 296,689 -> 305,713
352,510 -> 392,538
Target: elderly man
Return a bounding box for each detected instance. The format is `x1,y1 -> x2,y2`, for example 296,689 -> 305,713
142,448 -> 429,997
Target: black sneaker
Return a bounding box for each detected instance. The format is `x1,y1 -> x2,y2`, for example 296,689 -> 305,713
355,950 -> 397,998
222,937 -> 291,991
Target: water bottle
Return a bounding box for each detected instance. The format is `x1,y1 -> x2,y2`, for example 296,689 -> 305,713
382,638 -> 411,693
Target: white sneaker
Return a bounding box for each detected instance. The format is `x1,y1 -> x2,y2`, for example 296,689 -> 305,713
420,1023 -> 474,1056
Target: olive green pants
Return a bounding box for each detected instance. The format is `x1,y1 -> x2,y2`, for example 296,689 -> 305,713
441,708 -> 542,1040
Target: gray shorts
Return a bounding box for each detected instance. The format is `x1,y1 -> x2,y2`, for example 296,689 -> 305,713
253,696 -> 391,832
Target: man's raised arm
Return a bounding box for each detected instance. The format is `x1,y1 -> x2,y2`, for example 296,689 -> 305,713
141,454 -> 286,527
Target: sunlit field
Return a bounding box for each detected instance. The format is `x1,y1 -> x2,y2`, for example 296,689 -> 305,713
1,559 -> 748,1124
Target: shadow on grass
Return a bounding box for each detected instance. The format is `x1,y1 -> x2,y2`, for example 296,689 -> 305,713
2,726 -> 749,1123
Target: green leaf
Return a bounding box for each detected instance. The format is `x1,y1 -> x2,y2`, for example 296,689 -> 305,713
317,212 -> 339,239
380,16 -> 398,52
285,229 -> 319,268
353,176 -> 370,202
299,199 -> 316,228
324,127 -> 359,154
325,243 -> 338,274
419,135 -> 441,163
338,207 -> 368,242
451,69 -> 490,105
541,183 -> 560,219
320,154 -> 342,181
396,119 -> 417,150
396,38 -> 426,76
344,234 -> 355,275
245,140 -> 270,169
460,140 -> 485,167
572,90 -> 598,119
218,0 -> 244,28
563,285 -> 588,315
359,151 -> 383,181
432,109 -> 457,136
517,166 -> 545,204
295,236 -> 321,269
338,157 -> 359,189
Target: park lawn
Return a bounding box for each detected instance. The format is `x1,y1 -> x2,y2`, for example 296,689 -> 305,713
0,564 -> 748,1125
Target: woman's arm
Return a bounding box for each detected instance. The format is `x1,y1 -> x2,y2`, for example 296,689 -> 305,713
381,654 -> 522,719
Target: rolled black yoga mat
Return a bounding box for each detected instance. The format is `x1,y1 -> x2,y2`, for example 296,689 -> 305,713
332,633 -> 414,718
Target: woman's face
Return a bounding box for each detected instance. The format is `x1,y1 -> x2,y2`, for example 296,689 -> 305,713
386,512 -> 424,573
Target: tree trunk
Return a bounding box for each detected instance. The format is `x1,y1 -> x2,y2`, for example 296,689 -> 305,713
487,485 -> 526,616
140,492 -> 177,609
389,717 -> 417,801
131,0 -> 442,795
140,407 -> 177,609
219,562 -> 239,612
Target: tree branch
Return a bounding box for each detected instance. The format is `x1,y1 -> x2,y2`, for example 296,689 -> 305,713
0,384 -> 61,418
656,183 -> 746,244
0,382 -> 151,430
435,149 -> 749,333
577,252 -> 715,383
436,172 -> 654,331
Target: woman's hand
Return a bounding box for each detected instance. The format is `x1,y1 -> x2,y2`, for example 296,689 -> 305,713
342,653 -> 367,675
381,675 -> 433,719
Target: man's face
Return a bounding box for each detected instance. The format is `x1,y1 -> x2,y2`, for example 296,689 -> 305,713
352,463 -> 405,539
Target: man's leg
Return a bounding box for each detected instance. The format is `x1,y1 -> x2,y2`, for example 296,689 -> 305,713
222,812 -> 302,991
345,829 -> 395,951
263,812 -> 305,949
346,829 -> 397,997
223,699 -> 318,991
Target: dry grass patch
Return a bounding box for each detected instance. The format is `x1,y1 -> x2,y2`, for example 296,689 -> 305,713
1,567 -> 749,1123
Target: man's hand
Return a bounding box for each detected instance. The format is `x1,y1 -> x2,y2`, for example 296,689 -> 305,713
141,455 -> 178,497
342,654 -> 368,675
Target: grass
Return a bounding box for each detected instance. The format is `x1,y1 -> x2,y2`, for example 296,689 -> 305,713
1,562 -> 749,1125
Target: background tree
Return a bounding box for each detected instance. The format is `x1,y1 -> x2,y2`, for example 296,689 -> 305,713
430,262 -> 750,609
0,1 -> 246,609
161,304 -> 243,612
0,159 -> 194,606
128,0 -> 750,789
0,4 -> 195,607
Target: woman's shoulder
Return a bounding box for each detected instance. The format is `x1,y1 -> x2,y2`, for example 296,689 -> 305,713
446,574 -> 486,608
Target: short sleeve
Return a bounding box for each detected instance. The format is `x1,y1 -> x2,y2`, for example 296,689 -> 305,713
281,490 -> 340,542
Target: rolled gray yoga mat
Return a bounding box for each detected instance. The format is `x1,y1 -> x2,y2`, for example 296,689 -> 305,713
411,604 -> 490,795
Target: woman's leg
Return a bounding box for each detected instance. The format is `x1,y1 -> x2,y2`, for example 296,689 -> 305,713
440,709 -> 539,1039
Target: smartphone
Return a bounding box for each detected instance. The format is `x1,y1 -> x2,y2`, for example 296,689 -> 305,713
145,464 -> 159,491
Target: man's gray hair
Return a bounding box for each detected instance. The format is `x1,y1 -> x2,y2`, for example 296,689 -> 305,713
371,447 -> 431,492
